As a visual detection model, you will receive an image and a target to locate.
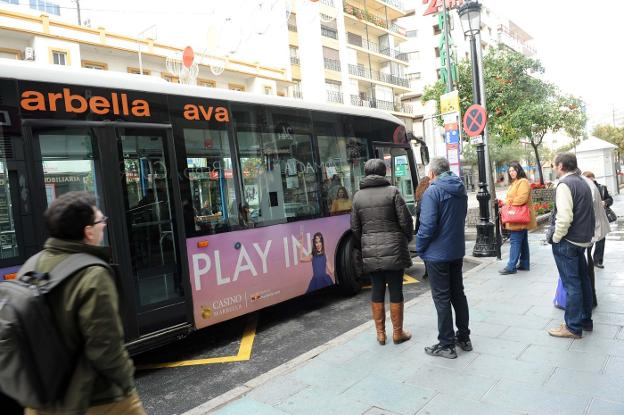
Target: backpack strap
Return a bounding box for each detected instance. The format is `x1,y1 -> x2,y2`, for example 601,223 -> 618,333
39,253 -> 112,294
16,252 -> 45,279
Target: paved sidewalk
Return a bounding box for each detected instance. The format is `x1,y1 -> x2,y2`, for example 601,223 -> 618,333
187,195 -> 624,415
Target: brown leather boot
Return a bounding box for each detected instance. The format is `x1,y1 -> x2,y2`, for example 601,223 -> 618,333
371,302 -> 386,345
390,302 -> 411,344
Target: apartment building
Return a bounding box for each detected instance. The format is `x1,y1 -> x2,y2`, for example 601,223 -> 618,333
0,5 -> 293,96
287,0 -> 414,128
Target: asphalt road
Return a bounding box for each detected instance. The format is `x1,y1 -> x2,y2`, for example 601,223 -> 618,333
134,259 -> 477,415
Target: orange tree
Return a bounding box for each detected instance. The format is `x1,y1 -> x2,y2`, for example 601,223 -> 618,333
423,46 -> 586,184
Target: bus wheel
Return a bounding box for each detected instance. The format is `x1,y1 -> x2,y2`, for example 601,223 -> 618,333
336,235 -> 362,296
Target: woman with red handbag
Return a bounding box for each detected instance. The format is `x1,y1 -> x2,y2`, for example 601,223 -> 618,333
499,162 -> 537,275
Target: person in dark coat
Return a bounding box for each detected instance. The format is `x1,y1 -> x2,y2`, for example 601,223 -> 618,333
583,171 -> 613,269
351,159 -> 414,345
416,157 -> 470,359
414,176 -> 431,279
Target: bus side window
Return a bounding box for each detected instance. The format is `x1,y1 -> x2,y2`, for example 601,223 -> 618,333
234,105 -> 320,226
182,128 -> 236,235
313,113 -> 369,215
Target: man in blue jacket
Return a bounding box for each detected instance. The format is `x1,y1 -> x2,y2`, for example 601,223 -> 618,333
416,157 -> 470,359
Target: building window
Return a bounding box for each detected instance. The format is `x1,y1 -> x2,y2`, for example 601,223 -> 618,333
50,49 -> 69,66
229,83 -> 246,92
406,30 -> 418,38
407,73 -> 421,80
162,73 -> 180,83
433,24 -> 441,35
289,46 -> 300,65
81,60 -> 108,70
406,51 -> 420,64
128,67 -> 151,75
434,47 -> 440,58
30,0 -> 60,15
1,0 -> 20,4
198,79 -> 216,88
264,86 -> 273,95
0,48 -> 20,59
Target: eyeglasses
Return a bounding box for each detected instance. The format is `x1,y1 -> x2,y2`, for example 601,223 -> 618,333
93,215 -> 108,225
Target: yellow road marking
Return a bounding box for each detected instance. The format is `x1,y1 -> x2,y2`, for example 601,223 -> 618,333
362,274 -> 419,289
137,314 -> 258,370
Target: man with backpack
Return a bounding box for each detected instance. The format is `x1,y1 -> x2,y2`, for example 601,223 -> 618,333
6,192 -> 145,414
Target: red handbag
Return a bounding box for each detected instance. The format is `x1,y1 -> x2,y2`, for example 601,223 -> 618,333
501,204 -> 531,224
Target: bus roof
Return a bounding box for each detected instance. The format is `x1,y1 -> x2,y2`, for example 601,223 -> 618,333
0,59 -> 404,126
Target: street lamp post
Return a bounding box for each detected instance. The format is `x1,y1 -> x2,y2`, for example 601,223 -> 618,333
458,0 -> 497,257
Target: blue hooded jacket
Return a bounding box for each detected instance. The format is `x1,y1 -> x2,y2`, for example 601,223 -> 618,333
416,171 -> 468,262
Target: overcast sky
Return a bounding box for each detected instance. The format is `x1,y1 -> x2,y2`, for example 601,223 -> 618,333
65,0 -> 624,129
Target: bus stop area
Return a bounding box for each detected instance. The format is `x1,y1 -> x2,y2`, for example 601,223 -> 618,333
185,195 -> 624,415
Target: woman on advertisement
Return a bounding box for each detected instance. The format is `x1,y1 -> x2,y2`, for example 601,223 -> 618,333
300,231 -> 334,293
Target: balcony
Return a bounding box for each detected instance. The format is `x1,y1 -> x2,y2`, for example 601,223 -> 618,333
343,3 -> 407,38
323,58 -> 341,71
350,95 -> 390,111
380,47 -> 408,62
348,64 -> 409,88
380,0 -> 405,12
327,90 -> 344,103
290,56 -> 300,65
291,89 -> 303,99
350,95 -> 413,114
321,25 -> 338,39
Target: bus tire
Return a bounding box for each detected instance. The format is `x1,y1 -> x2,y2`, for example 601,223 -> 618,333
336,235 -> 362,296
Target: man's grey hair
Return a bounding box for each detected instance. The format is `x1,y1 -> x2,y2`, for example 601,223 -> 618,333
429,157 -> 450,176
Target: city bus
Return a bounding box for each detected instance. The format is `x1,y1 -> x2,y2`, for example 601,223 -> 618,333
0,60 -> 423,353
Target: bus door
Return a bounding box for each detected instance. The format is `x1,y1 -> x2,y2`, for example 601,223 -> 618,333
373,144 -> 417,215
26,122 -> 192,349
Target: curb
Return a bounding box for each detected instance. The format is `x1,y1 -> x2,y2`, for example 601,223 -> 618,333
181,255 -> 498,415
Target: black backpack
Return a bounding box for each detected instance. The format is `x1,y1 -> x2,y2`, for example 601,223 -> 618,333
0,252 -> 112,409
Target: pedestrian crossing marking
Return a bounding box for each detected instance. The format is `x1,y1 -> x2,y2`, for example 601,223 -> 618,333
362,274 -> 420,289
137,314 -> 257,369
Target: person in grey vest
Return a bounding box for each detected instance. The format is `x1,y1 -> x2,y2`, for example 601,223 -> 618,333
351,159 -> 413,345
547,153 -> 595,338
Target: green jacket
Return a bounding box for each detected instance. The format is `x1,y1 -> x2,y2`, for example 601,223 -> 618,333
35,238 -> 136,414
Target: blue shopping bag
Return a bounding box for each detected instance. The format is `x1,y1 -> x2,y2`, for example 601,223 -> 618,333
553,277 -> 566,310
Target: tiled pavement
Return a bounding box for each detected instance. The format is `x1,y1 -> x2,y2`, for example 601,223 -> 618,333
186,194 -> 624,415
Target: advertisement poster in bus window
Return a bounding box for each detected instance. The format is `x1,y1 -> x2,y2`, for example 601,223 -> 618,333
186,215 -> 350,328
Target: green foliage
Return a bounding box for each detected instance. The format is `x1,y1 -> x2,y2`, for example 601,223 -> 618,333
422,46 -> 586,184
592,124 -> 624,154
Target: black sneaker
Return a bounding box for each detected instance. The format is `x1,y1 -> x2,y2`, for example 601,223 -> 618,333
595,263 -> 604,269
582,321 -> 593,332
517,266 -> 530,271
455,337 -> 473,352
424,343 -> 457,359
499,268 -> 517,275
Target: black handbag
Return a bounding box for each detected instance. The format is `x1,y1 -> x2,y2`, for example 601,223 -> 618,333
605,206 -> 617,223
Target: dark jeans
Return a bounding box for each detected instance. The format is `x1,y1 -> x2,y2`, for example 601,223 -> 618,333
592,238 -> 606,265
506,229 -> 530,271
369,269 -> 404,303
552,239 -> 593,335
426,259 -> 470,346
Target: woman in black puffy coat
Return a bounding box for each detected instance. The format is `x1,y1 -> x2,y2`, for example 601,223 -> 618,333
351,159 -> 414,345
